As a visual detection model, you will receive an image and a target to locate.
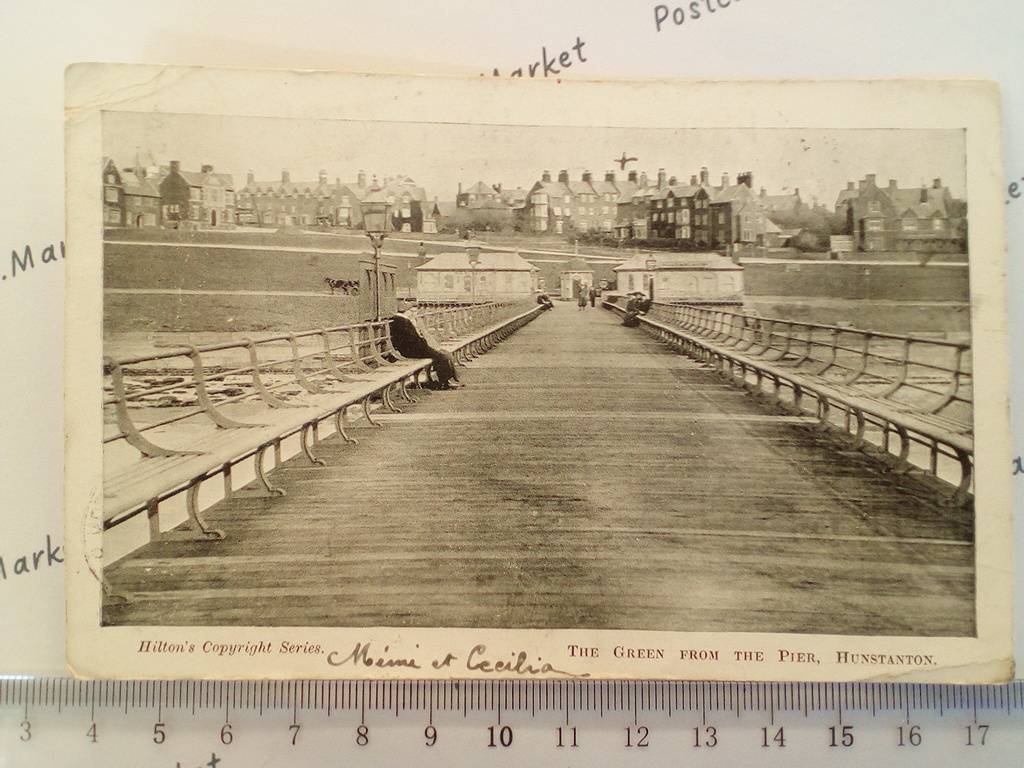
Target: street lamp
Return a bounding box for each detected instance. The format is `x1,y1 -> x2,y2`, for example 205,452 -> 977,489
467,247 -> 480,305
361,186 -> 392,320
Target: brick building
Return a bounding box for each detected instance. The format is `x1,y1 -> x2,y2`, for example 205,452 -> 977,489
101,157 -> 126,227
840,174 -> 965,253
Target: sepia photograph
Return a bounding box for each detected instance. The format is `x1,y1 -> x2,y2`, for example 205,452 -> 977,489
65,67 -> 1013,681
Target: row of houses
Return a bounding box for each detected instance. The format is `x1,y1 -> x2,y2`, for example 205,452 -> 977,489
516,167 -> 805,249
102,156 -> 442,233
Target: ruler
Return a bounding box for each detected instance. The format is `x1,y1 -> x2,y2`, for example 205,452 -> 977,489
1,678 -> 1023,766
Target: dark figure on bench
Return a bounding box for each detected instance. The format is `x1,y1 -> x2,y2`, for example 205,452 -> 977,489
622,292 -> 651,327
389,301 -> 463,389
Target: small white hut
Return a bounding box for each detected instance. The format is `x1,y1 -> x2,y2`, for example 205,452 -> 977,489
415,249 -> 539,303
613,252 -> 744,303
559,257 -> 595,300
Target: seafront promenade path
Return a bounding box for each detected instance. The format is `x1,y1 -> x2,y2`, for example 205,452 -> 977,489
103,302 -> 973,635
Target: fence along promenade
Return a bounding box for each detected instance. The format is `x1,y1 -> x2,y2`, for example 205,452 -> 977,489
604,297 -> 973,504
102,299 -> 544,545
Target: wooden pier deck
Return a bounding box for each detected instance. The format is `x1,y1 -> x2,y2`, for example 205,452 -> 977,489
103,302 -> 974,636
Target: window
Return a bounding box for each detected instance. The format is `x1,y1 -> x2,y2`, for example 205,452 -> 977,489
552,206 -> 561,217
932,218 -> 945,231
681,226 -> 691,239
868,200 -> 881,213
564,195 -> 571,204
401,207 -> 411,218
104,187 -> 119,203
866,219 -> 884,232
681,209 -> 690,223
901,219 -> 917,232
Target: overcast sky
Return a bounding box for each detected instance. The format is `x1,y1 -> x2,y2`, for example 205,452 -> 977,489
104,112 -> 967,206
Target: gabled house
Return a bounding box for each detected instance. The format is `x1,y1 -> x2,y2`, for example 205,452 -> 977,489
121,167 -> 162,228
101,157 -> 126,227
157,160 -> 192,228
843,174 -> 964,253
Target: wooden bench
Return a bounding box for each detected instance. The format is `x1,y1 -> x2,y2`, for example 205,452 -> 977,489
605,298 -> 974,504
103,302 -> 544,542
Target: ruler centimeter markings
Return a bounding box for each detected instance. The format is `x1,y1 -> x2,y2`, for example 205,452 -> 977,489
1,679 -> 1024,766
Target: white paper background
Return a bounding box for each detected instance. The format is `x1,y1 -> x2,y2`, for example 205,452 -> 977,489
1,0 -> 1021,676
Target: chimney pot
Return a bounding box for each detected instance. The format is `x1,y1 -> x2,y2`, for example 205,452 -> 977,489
627,170 -> 637,183
699,167 -> 709,184
605,171 -> 615,182
558,170 -> 569,183
888,179 -> 898,190
246,171 -> 255,186
690,174 -> 698,186
657,168 -> 667,189
542,170 -> 551,182
170,160 -> 181,173
847,181 -> 855,190
357,170 -> 367,187
721,173 -> 730,188
933,177 -> 942,189
281,169 -> 290,184
582,170 -> 592,182
668,176 -> 677,186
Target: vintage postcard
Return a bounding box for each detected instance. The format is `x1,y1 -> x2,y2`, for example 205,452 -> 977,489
65,65 -> 1013,682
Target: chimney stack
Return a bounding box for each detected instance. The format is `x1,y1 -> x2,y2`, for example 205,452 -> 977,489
668,175 -> 677,186
847,181 -> 855,190
246,171 -> 255,186
866,173 -> 877,186
721,173 -> 730,188
794,188 -> 800,197
738,172 -> 753,188
169,160 -> 181,174
657,168 -> 667,189
357,170 -> 367,188
558,169 -> 569,183
700,166 -> 709,185
933,177 -> 942,189
690,174 -> 698,186
639,171 -> 648,187
582,170 -> 592,183
281,169 -> 290,184
458,182 -> 463,195
542,170 -> 551,182
605,171 -> 616,182
627,170 -> 637,183
888,179 -> 898,192
493,183 -> 502,193
318,169 -> 328,185
920,186 -> 929,203
201,164 -> 214,174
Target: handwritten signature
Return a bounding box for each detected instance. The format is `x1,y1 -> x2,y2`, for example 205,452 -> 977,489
327,642 -> 589,678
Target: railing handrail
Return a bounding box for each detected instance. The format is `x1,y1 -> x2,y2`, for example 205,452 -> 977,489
653,300 -> 971,351
106,301 -> 517,368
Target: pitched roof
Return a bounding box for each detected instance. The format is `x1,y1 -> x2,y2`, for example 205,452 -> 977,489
888,187 -> 948,218
710,184 -> 754,203
462,181 -> 495,196
835,188 -> 859,208
121,170 -> 161,198
567,180 -> 596,196
416,251 -> 539,272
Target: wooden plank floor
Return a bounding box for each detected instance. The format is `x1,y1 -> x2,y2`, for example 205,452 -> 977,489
103,302 -> 975,636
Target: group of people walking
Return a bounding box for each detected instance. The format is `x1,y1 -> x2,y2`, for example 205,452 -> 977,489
576,285 -> 600,310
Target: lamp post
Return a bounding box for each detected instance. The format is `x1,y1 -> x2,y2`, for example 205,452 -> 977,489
645,256 -> 658,300
361,186 -> 392,320
467,247 -> 480,305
